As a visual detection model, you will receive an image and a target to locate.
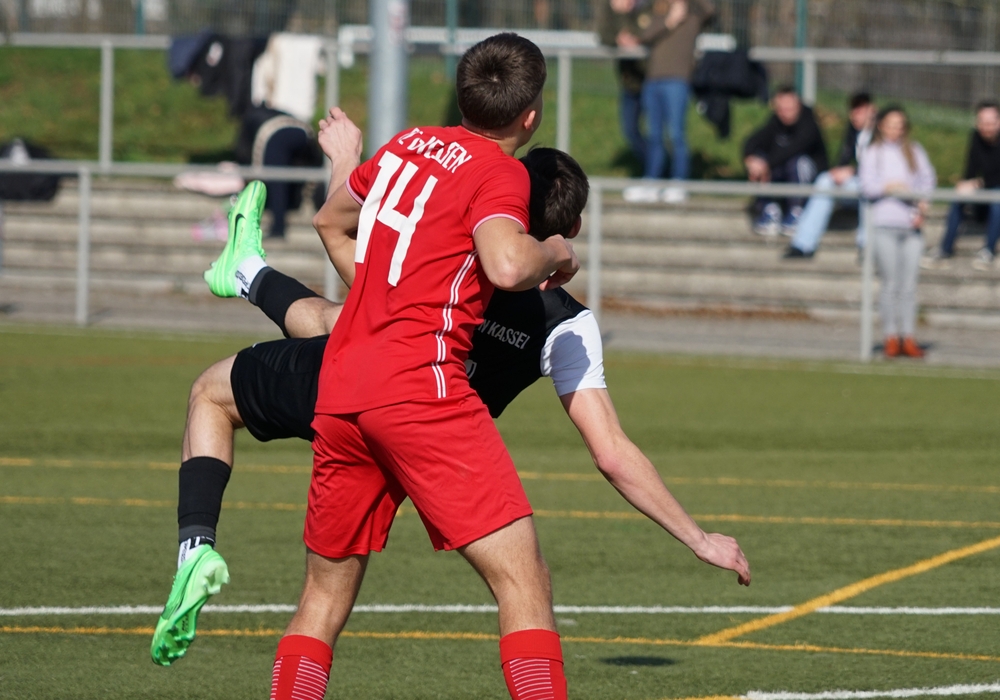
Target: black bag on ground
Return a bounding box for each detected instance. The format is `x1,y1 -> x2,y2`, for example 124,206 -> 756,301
0,139 -> 62,201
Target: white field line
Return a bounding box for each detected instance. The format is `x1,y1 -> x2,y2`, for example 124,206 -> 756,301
743,682 -> 1000,700
3,605 -> 1000,617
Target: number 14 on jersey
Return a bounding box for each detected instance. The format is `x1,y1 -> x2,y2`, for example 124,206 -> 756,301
355,151 -> 439,286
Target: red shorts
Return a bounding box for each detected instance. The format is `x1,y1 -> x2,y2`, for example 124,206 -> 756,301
306,392 -> 533,558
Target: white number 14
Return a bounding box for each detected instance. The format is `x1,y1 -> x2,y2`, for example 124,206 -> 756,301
354,151 -> 438,286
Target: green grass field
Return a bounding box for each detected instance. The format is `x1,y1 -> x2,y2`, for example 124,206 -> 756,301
1,326 -> 1000,699
0,47 -> 978,182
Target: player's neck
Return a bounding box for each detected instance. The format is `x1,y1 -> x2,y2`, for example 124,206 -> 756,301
460,121 -> 525,157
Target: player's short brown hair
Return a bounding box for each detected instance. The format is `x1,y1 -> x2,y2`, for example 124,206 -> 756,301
520,147 -> 589,241
456,33 -> 547,131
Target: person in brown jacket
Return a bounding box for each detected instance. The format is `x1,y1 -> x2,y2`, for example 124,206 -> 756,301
624,0 -> 715,204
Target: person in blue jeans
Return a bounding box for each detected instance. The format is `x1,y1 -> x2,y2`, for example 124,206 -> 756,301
599,0 -> 648,169
922,100 -> 1000,272
784,92 -> 876,259
623,0 -> 714,205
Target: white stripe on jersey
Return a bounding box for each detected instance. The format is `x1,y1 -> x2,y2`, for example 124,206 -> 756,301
433,252 -> 478,398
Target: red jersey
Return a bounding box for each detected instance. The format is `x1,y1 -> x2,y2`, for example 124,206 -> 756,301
314,126 -> 531,414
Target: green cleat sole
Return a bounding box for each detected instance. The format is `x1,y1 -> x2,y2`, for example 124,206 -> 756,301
151,546 -> 230,666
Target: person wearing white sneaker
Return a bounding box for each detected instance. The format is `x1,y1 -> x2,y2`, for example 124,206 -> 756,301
662,186 -> 688,204
972,248 -> 995,271
622,184 -> 662,203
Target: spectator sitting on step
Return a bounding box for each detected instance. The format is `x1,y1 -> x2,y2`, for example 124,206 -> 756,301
783,92 -> 876,259
921,100 -> 1000,272
743,86 -> 828,237
235,106 -> 324,239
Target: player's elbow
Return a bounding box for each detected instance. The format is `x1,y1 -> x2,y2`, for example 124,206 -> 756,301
592,451 -> 625,482
312,209 -> 332,236
484,258 -> 533,291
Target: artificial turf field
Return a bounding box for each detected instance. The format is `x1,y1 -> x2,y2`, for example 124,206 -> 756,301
1,325 -> 999,700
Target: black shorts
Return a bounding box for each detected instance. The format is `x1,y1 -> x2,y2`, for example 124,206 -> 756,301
230,336 -> 328,442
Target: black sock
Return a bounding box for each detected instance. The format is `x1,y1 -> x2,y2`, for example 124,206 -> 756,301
248,268 -> 321,338
178,456 -> 231,545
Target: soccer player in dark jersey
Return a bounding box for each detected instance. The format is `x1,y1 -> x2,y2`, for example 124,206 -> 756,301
153,120 -> 751,686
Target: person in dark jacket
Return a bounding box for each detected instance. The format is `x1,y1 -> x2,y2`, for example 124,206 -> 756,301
743,86 -> 828,236
235,107 -> 324,239
784,92 -> 876,259
598,0 -> 647,170
922,101 -> 1000,271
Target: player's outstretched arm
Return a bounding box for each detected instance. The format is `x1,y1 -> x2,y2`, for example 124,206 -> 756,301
561,388 -> 751,586
313,108 -> 363,287
474,219 -> 579,291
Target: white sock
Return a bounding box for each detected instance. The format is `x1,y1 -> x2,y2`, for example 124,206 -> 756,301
177,536 -> 215,569
235,255 -> 268,299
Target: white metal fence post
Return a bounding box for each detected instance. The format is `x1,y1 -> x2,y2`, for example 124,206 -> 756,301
587,182 -> 603,325
859,200 -> 874,362
323,37 -> 342,303
802,51 -> 818,106
556,49 -> 572,154
99,40 -> 114,170
76,167 -> 92,326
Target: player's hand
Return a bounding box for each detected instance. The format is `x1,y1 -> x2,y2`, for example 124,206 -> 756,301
318,107 -> 363,166
692,532 -> 751,586
539,236 -> 579,290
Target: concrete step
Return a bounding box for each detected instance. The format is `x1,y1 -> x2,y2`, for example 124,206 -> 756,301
588,268 -> 1000,311
3,184 -> 998,329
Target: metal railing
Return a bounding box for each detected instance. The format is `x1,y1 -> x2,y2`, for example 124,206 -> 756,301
3,158 -> 1000,363
6,29 -> 1000,361
11,30 -> 1000,168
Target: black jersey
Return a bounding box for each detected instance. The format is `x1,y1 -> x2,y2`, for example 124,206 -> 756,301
467,287 -> 589,417
231,287 -> 590,443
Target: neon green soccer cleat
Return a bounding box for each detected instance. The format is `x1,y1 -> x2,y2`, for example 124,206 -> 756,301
150,544 -> 230,666
203,180 -> 267,297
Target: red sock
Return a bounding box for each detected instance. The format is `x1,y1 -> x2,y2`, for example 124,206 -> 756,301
270,634 -> 333,700
499,629 -> 567,700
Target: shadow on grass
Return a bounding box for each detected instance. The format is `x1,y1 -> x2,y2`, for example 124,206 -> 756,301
600,656 -> 676,667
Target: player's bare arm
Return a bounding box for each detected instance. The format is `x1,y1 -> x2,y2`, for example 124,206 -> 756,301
561,387 -> 751,586
312,108 -> 364,287
475,219 -> 579,291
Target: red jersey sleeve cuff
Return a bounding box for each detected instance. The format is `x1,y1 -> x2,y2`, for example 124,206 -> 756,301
472,213 -> 529,236
345,180 -> 365,206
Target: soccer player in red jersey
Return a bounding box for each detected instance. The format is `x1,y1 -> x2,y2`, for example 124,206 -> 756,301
269,35 -> 579,700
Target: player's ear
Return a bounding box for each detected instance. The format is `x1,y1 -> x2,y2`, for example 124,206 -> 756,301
522,108 -> 539,134
568,216 -> 582,239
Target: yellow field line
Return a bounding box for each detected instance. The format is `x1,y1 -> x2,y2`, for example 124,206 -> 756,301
4,495 -> 1000,530
717,639 -> 1000,663
695,534 -> 1000,646
3,458 -> 999,495
690,514 -> 1000,529
3,626 -> 998,665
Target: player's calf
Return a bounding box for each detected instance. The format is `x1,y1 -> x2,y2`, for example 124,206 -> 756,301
152,359 -> 242,665
460,517 -> 567,700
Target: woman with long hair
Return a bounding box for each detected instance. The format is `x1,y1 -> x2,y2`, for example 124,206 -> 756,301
859,106 -> 936,358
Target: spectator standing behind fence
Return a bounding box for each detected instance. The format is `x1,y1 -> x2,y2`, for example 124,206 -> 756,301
743,87 -> 828,236
623,0 -> 715,205
784,92 -> 876,259
922,101 -> 1000,272
598,0 -> 648,170
859,106 -> 936,359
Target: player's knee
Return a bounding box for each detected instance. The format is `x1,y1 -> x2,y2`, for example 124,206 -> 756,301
188,358 -> 235,412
